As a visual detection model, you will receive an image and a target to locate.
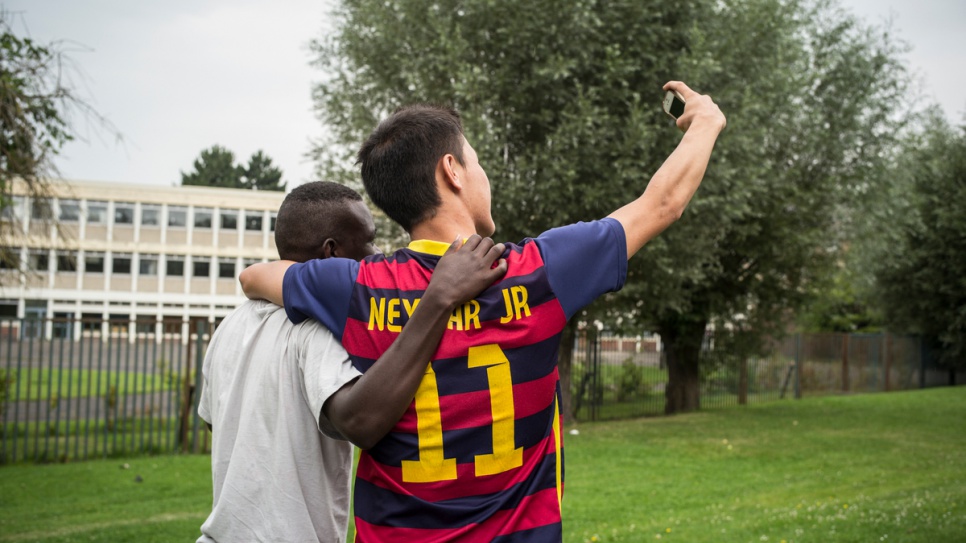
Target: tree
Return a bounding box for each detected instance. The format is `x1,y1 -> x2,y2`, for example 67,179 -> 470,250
310,0 -> 912,415
875,112 -> 966,368
181,145 -> 285,191
1,9 -> 118,266
242,150 -> 285,191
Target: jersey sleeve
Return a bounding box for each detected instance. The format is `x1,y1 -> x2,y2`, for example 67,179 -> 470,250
534,217 -> 628,320
297,320 -> 362,440
282,257 -> 360,340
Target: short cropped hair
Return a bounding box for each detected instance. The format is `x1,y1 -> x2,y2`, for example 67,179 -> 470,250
357,104 -> 465,232
274,181 -> 363,262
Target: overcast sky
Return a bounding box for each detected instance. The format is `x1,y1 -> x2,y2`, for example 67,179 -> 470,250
4,0 -> 964,189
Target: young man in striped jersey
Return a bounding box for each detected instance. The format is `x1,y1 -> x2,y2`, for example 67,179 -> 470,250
241,81 -> 726,541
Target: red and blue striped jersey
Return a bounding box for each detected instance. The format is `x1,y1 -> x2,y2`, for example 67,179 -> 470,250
284,219 -> 626,542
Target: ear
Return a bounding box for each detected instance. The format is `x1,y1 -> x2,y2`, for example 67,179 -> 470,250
438,153 -> 462,191
321,238 -> 338,259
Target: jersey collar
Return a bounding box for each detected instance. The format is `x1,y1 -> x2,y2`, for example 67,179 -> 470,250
407,239 -> 453,256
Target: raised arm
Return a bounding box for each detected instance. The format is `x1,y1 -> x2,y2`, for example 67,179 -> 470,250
239,260 -> 293,305
324,235 -> 506,449
609,81 -> 727,259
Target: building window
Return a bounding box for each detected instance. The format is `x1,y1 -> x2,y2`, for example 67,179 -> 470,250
59,199 -> 80,222
29,250 -> 49,272
166,256 -> 185,277
0,248 -> 20,270
135,315 -> 156,334
31,198 -> 52,220
81,313 -> 102,332
220,210 -> 238,230
1,196 -> 24,221
56,251 -> 77,272
218,259 -> 235,279
168,206 -> 187,227
87,201 -> 108,224
141,204 -> 161,226
139,254 -> 159,276
114,202 -> 135,225
112,253 -> 132,274
193,208 -> 213,229
192,257 -> 211,278
0,300 -> 19,318
270,212 -> 277,232
244,212 -> 262,231
84,252 -> 105,273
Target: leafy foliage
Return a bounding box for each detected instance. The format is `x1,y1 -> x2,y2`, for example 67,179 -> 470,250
0,10 -> 119,267
310,0 -> 913,412
875,113 -> 966,367
181,145 -> 285,191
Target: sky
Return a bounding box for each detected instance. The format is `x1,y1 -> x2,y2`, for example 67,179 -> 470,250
3,0 -> 964,189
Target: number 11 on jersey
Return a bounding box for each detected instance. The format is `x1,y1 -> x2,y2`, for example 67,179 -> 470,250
401,344 -> 523,483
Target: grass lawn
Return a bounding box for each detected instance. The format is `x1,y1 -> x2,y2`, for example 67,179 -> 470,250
0,387 -> 963,542
4,369 -> 180,401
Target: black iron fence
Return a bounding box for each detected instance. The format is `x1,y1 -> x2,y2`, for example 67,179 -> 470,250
2,317 -> 963,462
0,317 -> 212,463
571,330 -> 964,421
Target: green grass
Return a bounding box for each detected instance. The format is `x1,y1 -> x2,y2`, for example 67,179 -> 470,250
564,387 -> 966,543
1,387 -> 963,542
4,369 -> 183,402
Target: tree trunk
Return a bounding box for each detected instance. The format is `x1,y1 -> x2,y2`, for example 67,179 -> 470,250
557,318 -> 578,422
660,317 -> 707,415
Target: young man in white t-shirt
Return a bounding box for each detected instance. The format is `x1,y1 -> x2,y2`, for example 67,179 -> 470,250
197,182 -> 506,542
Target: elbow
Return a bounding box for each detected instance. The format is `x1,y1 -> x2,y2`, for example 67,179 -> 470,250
659,198 -> 686,226
238,267 -> 253,294
332,412 -> 382,450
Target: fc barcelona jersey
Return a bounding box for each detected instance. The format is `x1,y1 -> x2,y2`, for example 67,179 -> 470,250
284,219 -> 627,542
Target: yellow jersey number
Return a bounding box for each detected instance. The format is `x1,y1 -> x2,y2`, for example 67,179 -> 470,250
401,344 -> 523,483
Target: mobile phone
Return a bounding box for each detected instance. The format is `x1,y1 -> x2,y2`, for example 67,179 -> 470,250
663,90 -> 686,119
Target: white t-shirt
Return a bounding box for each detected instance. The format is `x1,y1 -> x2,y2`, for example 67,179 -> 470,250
197,300 -> 362,543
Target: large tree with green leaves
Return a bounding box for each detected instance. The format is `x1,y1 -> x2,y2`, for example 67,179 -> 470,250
874,112 -> 966,368
181,145 -> 285,191
1,10 -> 118,263
310,0 -> 911,414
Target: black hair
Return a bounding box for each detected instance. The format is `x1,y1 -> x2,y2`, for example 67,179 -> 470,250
274,181 -> 363,262
357,104 -> 464,232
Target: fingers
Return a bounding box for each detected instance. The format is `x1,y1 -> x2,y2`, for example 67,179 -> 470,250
445,235 -> 466,255
663,80 -> 697,100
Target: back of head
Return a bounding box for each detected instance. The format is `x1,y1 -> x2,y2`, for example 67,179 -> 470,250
275,181 -> 363,262
357,104 -> 465,232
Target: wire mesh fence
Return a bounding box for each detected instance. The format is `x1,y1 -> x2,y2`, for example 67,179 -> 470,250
571,330 -> 964,422
0,317 -> 212,463
2,317 -> 962,461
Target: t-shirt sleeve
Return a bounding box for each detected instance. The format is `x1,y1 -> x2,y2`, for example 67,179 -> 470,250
534,217 -> 628,320
282,257 -> 360,340
197,346 -> 214,424
297,320 -> 363,440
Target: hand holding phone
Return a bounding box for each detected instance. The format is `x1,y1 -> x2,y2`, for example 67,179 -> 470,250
663,90 -> 686,119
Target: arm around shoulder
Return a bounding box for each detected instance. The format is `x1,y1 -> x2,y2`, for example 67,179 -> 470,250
239,260 -> 294,306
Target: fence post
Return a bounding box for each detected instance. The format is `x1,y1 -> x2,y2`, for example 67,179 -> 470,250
883,332 -> 891,392
795,333 -> 802,399
919,337 -> 927,389
841,334 -> 850,393
179,321 -> 196,453
738,358 -> 748,406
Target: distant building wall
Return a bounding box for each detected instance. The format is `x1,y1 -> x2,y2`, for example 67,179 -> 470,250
0,178 -> 286,335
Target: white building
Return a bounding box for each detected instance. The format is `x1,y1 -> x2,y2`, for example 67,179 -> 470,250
0,178 -> 285,337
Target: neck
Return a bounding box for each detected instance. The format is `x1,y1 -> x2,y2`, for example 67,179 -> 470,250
409,211 -> 478,243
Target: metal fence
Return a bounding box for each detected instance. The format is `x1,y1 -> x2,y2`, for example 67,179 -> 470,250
571,330 -> 965,421
2,317 -> 963,462
0,317 -> 212,463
